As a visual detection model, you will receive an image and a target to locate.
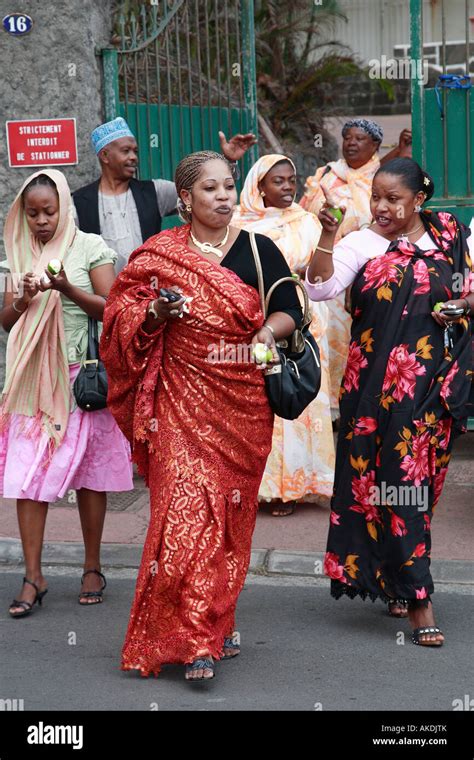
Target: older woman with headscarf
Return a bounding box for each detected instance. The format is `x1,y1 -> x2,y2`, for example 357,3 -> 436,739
0,170 -> 133,618
300,120 -> 412,421
233,154 -> 335,516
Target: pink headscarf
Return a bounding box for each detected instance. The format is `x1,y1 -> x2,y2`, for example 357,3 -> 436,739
1,169 -> 76,453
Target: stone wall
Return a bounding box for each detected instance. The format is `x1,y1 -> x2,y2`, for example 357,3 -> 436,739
324,76 -> 411,117
0,0 -> 114,386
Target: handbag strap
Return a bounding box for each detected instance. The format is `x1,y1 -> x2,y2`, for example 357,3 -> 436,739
87,317 -> 99,361
249,231 -> 312,329
249,231 -> 267,318
265,277 -> 312,330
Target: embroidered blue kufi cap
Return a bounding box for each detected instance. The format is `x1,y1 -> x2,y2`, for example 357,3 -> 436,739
91,117 -> 135,154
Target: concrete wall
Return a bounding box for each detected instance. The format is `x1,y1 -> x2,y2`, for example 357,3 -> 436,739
0,0 -> 115,252
0,0 -> 115,385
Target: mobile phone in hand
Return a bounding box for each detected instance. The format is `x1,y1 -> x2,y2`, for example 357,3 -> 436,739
159,288 -> 182,303
440,305 -> 464,317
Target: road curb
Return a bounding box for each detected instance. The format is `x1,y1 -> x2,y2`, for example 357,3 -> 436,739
1,538 -> 473,584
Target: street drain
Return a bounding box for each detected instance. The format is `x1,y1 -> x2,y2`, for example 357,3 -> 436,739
50,488 -> 147,512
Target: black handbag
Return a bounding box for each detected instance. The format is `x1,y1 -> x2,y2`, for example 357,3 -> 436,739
73,317 -> 108,411
250,232 -> 322,420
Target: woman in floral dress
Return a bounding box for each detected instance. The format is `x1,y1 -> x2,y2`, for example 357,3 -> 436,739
305,158 -> 473,646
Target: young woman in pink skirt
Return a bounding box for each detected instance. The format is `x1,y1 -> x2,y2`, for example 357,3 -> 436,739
0,169 -> 133,617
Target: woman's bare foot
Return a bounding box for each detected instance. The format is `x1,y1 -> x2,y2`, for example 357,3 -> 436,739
259,500 -> 296,517
9,574 -> 48,616
272,506 -> 294,517
408,601 -> 445,645
272,501 -> 295,517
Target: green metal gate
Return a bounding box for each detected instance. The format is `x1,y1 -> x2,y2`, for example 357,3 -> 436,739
411,0 -> 474,430
100,0 -> 258,217
411,0 -> 474,225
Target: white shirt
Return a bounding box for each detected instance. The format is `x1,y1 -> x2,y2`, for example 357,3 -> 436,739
73,179 -> 178,274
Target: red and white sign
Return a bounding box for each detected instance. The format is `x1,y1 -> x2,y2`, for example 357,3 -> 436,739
6,118 -> 78,167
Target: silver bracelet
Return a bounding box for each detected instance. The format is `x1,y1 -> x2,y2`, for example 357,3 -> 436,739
12,299 -> 27,314
263,323 -> 275,336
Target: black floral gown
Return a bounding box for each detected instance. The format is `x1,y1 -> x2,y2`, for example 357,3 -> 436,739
324,211 -> 472,606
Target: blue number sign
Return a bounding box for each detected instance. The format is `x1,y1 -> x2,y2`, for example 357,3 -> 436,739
2,13 -> 33,35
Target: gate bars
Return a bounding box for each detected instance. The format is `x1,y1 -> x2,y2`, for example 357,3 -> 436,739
411,0 -> 473,215
101,0 -> 258,184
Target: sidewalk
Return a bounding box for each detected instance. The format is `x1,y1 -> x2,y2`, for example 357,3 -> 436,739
1,432 -> 473,574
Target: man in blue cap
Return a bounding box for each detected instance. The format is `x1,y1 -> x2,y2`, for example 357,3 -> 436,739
73,117 -> 256,273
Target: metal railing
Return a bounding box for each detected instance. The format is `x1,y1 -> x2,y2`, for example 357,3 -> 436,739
101,0 -> 258,182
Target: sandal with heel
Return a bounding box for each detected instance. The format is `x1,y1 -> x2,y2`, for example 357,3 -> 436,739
78,569 -> 107,605
9,577 -> 48,619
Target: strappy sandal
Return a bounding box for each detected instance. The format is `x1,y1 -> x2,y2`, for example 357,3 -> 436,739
9,577 -> 48,619
388,599 -> 409,618
412,626 -> 444,647
185,658 -> 215,681
221,637 -> 241,660
78,569 -> 107,605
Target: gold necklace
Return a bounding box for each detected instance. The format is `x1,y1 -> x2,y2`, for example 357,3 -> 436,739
397,220 -> 424,242
189,226 -> 230,258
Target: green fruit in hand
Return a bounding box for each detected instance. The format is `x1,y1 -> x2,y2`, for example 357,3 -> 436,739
433,302 -> 445,313
253,342 -> 273,364
47,258 -> 62,275
328,207 -> 342,223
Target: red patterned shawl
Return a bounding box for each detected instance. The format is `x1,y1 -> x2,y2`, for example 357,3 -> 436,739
100,224 -> 274,505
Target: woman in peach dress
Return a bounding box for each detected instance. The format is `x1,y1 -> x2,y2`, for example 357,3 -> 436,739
233,154 -> 334,516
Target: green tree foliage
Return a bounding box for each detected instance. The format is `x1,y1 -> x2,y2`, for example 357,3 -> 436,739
254,0 -> 363,146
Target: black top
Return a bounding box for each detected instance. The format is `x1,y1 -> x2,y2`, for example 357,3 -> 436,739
221,230 -> 302,329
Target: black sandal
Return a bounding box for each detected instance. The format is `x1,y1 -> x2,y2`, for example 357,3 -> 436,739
9,577 -> 48,619
78,569 -> 107,605
388,599 -> 409,618
412,626 -> 444,647
185,658 -> 215,681
221,636 -> 241,660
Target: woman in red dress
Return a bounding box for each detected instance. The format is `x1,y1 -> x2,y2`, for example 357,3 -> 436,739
100,151 -> 301,680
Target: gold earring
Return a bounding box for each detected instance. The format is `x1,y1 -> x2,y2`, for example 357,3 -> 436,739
186,205 -> 192,213
260,191 -> 265,197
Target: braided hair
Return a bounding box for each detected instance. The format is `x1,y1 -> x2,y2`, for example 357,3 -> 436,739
22,173 -> 58,200
174,151 -> 233,223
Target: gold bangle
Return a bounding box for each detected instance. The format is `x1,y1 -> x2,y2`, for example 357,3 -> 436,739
316,245 -> 334,255
12,299 -> 27,314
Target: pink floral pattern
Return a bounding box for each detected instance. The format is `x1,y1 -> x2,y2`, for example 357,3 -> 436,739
343,341 -> 368,393
382,344 -> 426,403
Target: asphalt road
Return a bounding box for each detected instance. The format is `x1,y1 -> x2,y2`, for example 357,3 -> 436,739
1,569 -> 472,712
